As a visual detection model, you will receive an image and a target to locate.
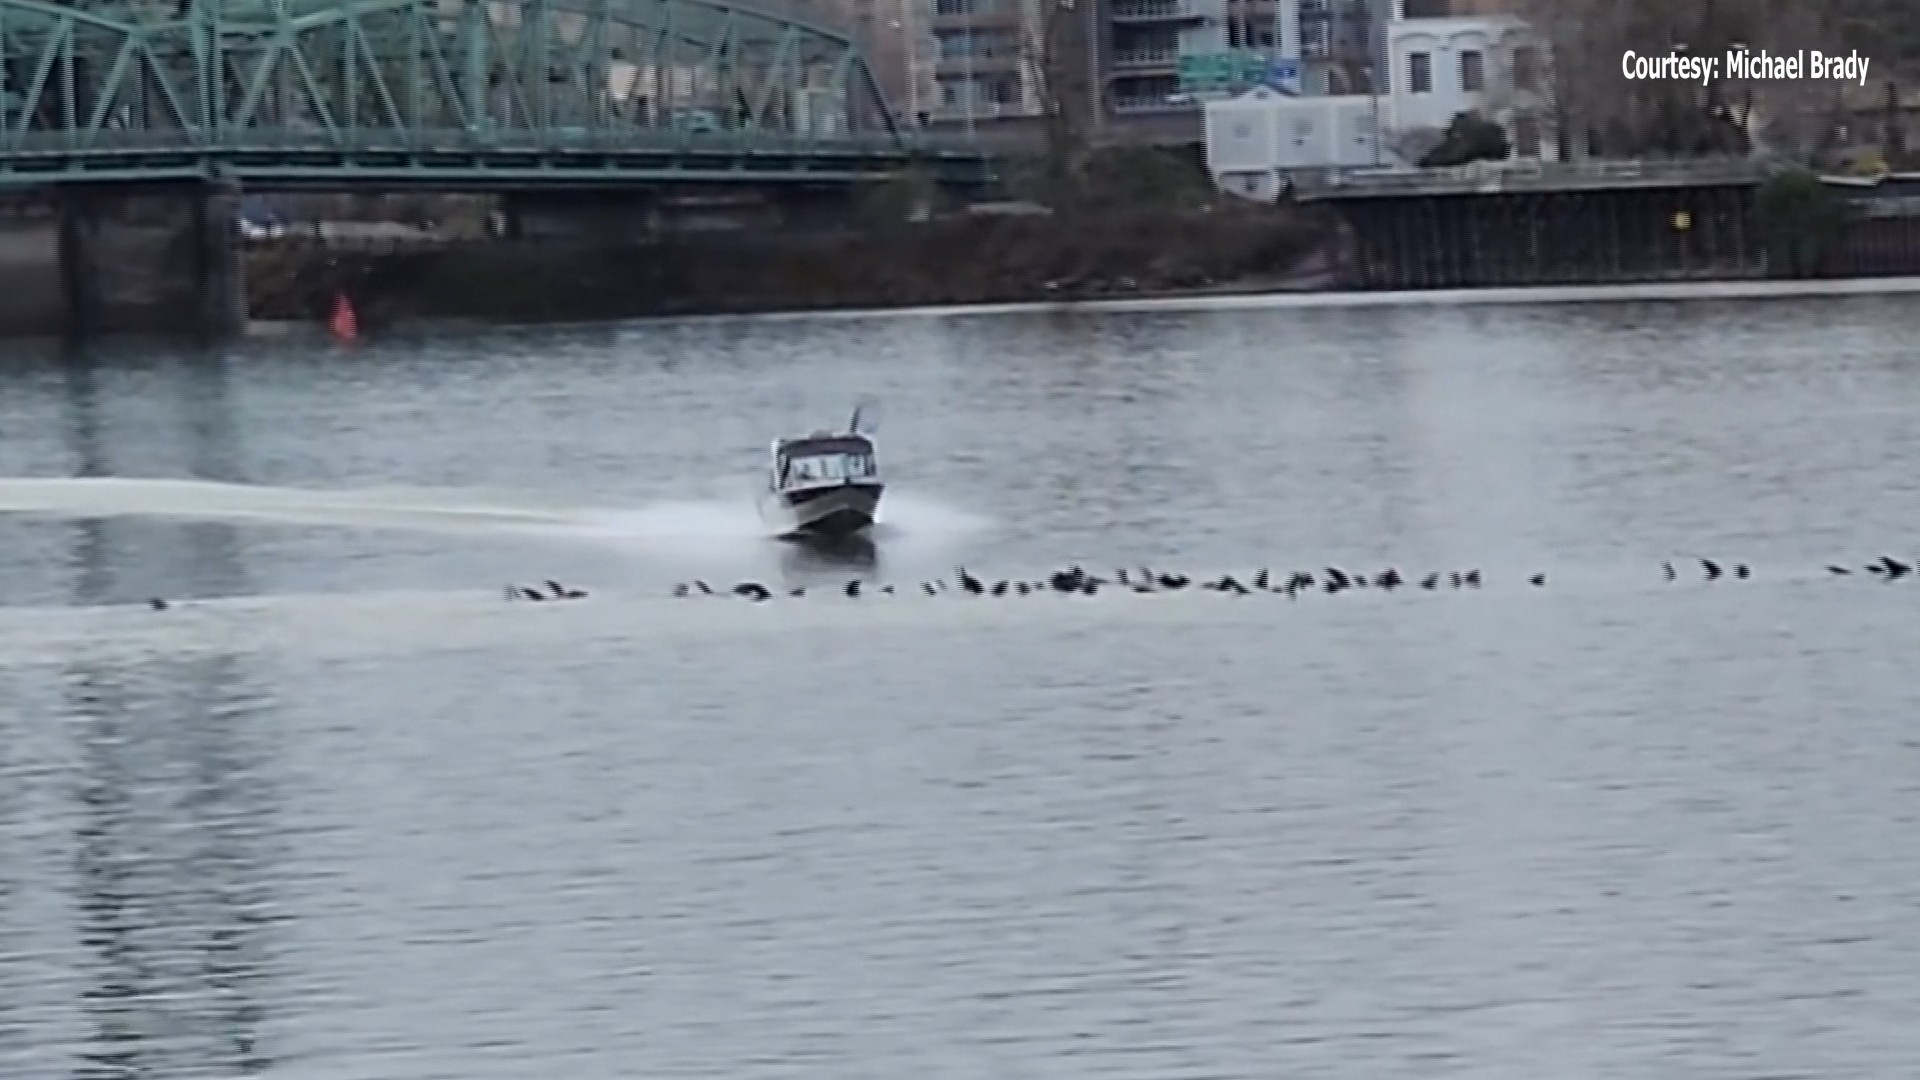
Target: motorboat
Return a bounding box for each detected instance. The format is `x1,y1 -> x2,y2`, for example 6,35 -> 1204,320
758,402 -> 884,540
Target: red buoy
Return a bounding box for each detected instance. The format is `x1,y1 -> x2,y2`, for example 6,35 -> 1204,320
329,291 -> 359,342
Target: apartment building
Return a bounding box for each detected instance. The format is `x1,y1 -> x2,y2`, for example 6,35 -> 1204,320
898,0 -> 1493,139
911,0 -> 1232,135
1102,0 -> 1224,116
745,0 -> 921,123
1096,0 -> 1393,127
844,0 -> 919,117
920,0 -> 1037,122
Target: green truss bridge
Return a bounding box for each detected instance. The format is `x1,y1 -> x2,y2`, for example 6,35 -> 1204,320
0,0 -> 992,188
0,0 -> 999,339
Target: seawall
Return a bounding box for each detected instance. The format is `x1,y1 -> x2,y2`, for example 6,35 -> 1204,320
11,180 -> 1919,339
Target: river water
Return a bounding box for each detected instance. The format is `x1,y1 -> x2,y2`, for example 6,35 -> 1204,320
3,289 -> 1920,1079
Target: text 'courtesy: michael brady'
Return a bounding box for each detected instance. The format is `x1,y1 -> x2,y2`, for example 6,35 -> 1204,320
1621,46 -> 1873,87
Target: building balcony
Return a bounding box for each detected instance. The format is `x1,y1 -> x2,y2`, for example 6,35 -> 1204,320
932,52 -> 1024,76
1110,47 -> 1180,70
924,100 -> 1037,122
1109,92 -> 1196,113
1108,1 -> 1204,24
928,7 -> 1021,30
1298,2 -> 1368,27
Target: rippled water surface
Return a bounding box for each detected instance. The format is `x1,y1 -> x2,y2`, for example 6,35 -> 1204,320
5,291 -> 1920,1079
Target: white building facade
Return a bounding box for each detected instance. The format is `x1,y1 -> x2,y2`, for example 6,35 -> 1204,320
1204,85 -> 1388,199
1387,12 -> 1554,156
1203,8 -> 1558,200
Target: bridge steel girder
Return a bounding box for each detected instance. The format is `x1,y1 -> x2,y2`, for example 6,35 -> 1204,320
0,0 -> 987,186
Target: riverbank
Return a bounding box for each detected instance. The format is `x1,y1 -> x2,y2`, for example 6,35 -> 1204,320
233,273 -> 1920,342
243,206 -> 1339,327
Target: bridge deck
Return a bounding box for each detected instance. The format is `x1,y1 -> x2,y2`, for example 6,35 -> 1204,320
0,133 -> 991,188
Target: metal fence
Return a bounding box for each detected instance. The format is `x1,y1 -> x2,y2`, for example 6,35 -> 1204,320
1292,157 -> 1767,198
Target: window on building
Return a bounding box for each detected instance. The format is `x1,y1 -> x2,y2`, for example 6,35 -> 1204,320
1512,45 -> 1541,91
1119,30 -> 1178,57
1460,49 -> 1484,92
1513,111 -> 1541,157
1303,23 -> 1332,57
1408,51 -> 1432,93
937,28 -> 1018,60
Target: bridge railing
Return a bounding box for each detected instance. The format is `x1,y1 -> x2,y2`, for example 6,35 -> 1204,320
0,126 -> 947,157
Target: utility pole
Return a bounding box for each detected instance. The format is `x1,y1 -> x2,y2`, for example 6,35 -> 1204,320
1371,80 -> 1381,164
895,0 -> 921,125
963,16 -> 976,139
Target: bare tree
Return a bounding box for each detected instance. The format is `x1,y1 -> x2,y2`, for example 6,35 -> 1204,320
1505,0 -> 1600,161
1508,0 -> 1917,160
1506,0 -> 1807,158
1506,0 -> 1651,156
1020,0 -> 1094,206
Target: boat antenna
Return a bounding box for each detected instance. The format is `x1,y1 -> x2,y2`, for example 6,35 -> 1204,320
849,396 -> 881,436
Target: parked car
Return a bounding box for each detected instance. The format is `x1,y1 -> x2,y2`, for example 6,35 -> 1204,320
237,216 -> 287,240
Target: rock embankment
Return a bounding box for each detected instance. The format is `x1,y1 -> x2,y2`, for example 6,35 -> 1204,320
245,206 -> 1337,326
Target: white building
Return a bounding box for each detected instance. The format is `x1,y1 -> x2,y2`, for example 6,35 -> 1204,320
1203,6 -> 1557,200
1204,85 -> 1388,200
1387,11 -> 1553,156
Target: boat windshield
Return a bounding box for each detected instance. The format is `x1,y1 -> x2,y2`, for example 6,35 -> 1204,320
783,451 -> 876,484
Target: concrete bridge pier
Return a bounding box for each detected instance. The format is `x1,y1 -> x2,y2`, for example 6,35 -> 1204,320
192,180 -> 249,339
56,192 -> 105,334
0,181 -> 250,340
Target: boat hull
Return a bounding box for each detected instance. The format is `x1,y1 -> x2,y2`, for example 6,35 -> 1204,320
761,481 -> 883,540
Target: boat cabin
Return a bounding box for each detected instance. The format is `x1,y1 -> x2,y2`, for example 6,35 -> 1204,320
771,432 -> 878,488
772,433 -> 878,486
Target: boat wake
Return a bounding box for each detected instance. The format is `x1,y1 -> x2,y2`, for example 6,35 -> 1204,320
0,476 -> 993,557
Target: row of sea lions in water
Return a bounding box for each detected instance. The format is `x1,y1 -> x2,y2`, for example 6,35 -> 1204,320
504,580 -> 589,601
676,565 -> 1486,600
662,559 -> 1780,602
669,556 -> 1920,602
139,556 -> 1920,612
